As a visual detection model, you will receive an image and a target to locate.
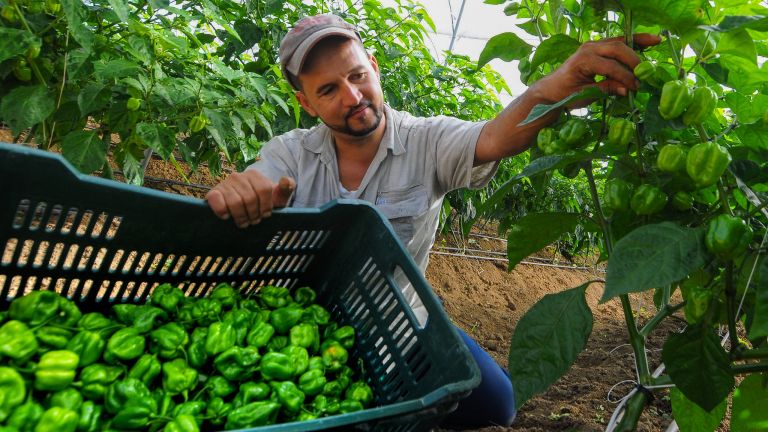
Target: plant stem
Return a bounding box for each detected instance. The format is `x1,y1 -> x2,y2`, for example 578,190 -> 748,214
736,347 -> 768,360
731,361 -> 768,375
663,30 -> 684,79
724,262 -> 741,354
639,301 -> 684,337
614,390 -> 648,432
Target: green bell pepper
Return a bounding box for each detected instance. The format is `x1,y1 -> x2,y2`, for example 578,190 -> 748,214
205,322 -> 235,356
210,283 -> 238,309
685,141 -> 731,188
77,401 -> 103,432
187,327 -> 209,369
260,352 -> 295,381
77,313 -> 117,335
213,346 -> 261,381
10,291 -> 80,327
270,381 -> 305,414
345,381 -> 374,406
35,326 -> 73,350
0,320 -> 39,361
339,399 -> 364,413
206,375 -> 236,398
104,378 -> 158,429
105,327 -> 145,363
0,367 -> 26,422
260,286 -> 291,309
671,191 -> 694,211
659,80 -> 692,120
308,356 -> 324,371
128,353 -> 161,387
682,86 -> 717,126
80,363 -> 123,400
35,350 -> 79,391
270,306 -> 303,334
292,287 -> 317,306
322,380 -> 344,398
602,178 -> 632,213
321,340 -> 349,372
150,284 -> 186,314
289,323 -> 319,352
680,276 -> 712,324
246,321 -> 275,348
329,325 -> 355,350
630,184 -> 668,216
172,401 -> 206,418
633,61 -> 658,85
267,335 -> 289,352
47,387 -> 82,411
206,397 -> 232,426
234,382 -> 271,407
190,298 -> 222,326
162,358 -> 198,396
302,304 -> 330,326
150,323 -> 188,359
5,400 -> 43,431
163,414 -> 199,432
223,308 -> 253,346
298,369 -> 326,396
225,401 -> 281,429
656,144 -> 687,173
705,214 -> 753,260
558,118 -> 589,147
536,127 -> 568,155
281,345 -> 309,376
34,407 -> 78,432
66,330 -> 105,367
604,118 -> 634,155
312,395 -> 339,415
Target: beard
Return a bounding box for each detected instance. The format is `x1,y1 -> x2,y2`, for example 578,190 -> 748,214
322,100 -> 383,137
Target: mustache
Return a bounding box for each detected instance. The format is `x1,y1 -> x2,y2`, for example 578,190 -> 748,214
346,101 -> 372,119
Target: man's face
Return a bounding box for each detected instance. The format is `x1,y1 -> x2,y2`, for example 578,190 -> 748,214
295,39 -> 384,138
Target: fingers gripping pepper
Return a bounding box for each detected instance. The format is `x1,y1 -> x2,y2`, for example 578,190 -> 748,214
0,367 -> 26,422
35,350 -> 79,391
162,358 -> 198,396
0,320 -> 39,361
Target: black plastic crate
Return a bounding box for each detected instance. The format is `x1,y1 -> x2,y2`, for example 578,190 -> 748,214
0,142 -> 480,431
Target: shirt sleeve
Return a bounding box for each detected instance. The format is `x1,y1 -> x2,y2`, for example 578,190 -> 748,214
426,116 -> 500,193
246,135 -> 299,184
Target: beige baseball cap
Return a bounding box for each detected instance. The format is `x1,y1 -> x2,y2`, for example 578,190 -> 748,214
279,14 -> 362,89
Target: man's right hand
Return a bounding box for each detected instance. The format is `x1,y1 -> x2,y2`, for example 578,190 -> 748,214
206,170 -> 296,228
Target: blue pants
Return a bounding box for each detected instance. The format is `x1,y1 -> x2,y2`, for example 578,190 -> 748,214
440,326 -> 517,428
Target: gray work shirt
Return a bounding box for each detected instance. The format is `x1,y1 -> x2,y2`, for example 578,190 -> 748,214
250,104 -> 499,323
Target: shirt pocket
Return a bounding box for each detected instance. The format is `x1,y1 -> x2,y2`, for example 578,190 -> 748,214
375,184 -> 429,246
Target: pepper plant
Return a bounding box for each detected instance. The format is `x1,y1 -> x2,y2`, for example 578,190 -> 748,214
476,0 -> 768,429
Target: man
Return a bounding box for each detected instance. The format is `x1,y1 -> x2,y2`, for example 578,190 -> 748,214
207,13 -> 660,427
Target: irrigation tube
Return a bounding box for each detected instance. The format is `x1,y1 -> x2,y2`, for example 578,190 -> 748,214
429,250 -> 601,271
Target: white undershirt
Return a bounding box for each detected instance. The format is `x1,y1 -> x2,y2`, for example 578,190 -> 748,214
339,182 -> 359,199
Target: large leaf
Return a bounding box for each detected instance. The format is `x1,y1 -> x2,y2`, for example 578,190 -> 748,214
731,374 -> 768,431
621,0 -> 707,33
508,283 -> 594,407
519,87 -> 604,126
662,325 -> 734,412
477,32 -> 533,70
670,387 -> 726,432
700,15 -> 768,33
94,59 -> 142,80
0,28 -> 38,63
60,0 -> 94,50
529,34 -> 580,72
203,108 -> 234,160
61,131 -> 107,174
603,223 -> 708,302
719,29 -> 757,64
735,122 -> 768,151
136,122 -> 176,160
77,84 -> 110,116
506,213 -> 582,270
0,85 -> 56,136
107,0 -> 129,22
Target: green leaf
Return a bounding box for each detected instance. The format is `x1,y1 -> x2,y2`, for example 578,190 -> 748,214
121,151 -> 144,185
508,283 -> 594,407
700,15 -> 768,33
136,122 -> 176,160
603,223 -> 708,302
719,29 -> 757,64
0,28 -> 38,63
662,324 -> 734,412
670,387 -> 726,432
484,0 -> 505,4
94,59 -> 142,80
506,213 -> 582,270
202,108 -> 234,160
477,32 -> 533,70
107,0 -> 129,22
149,0 -> 170,8
732,374 -> 768,431
621,0 -> 707,33
735,122 -> 768,152
60,0 -> 94,50
0,85 -> 56,136
529,34 -> 581,72
61,131 -> 107,174
77,84 -> 110,116
519,87 -> 605,126
748,256 -> 768,339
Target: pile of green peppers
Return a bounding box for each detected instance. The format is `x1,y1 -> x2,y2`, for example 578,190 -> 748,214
0,284 -> 375,431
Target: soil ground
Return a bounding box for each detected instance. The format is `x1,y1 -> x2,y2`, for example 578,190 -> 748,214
0,136 -> 695,431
